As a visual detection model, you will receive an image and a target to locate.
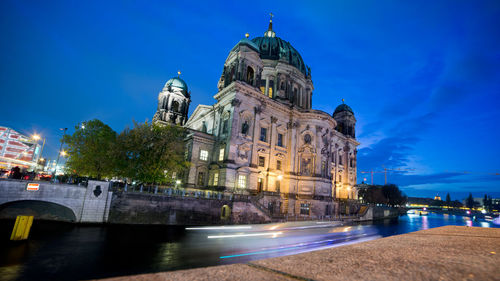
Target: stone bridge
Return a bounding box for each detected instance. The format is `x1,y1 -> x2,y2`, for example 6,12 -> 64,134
0,179 -> 112,223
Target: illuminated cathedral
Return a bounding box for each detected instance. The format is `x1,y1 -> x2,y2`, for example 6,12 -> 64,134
153,17 -> 359,216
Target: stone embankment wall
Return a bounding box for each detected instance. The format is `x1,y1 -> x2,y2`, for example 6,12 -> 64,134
108,192 -> 270,225
358,206 -> 399,221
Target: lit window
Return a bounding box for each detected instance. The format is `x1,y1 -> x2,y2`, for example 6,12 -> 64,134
238,175 -> 246,188
259,156 -> 265,167
213,173 -> 219,186
219,148 -> 225,161
200,150 -> 208,161
260,127 -> 267,142
277,133 -> 284,147
300,203 -> 310,215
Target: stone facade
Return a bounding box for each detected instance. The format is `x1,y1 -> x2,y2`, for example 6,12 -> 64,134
154,20 -> 360,217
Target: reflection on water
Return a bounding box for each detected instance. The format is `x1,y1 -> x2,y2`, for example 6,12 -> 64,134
0,213 -> 498,281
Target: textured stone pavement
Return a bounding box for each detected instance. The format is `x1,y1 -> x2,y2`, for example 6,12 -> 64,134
101,226 -> 500,281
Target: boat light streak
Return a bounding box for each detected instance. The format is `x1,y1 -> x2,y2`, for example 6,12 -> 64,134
186,226 -> 252,230
208,232 -> 282,239
220,234 -> 376,259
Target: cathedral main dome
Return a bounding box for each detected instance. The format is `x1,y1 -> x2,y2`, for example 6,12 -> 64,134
251,36 -> 308,75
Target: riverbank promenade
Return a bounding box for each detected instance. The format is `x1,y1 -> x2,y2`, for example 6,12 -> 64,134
103,225 -> 500,281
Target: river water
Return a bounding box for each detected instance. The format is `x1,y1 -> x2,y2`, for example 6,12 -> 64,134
0,213 -> 498,281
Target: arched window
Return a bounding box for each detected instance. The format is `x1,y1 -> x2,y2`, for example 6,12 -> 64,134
241,120 -> 250,135
228,67 -> 235,83
171,101 -> 179,113
280,81 -> 285,90
246,66 -> 254,85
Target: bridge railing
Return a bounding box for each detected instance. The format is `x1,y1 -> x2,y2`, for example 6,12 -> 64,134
0,177 -> 89,188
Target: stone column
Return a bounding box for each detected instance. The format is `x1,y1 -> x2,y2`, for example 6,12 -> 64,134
268,116 -> 278,191
249,106 -> 262,167
265,76 -> 270,97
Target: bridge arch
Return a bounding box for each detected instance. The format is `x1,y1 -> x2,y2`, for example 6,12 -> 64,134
0,200 -> 77,222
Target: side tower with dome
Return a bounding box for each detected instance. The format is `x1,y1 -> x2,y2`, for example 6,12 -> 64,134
153,72 -> 191,126
154,16 -> 359,217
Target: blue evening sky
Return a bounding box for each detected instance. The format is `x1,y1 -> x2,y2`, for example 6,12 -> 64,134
1,1 -> 499,199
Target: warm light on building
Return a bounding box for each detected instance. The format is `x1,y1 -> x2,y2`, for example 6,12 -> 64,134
0,126 -> 41,171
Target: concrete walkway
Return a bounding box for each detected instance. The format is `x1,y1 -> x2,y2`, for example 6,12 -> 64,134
101,226 -> 500,281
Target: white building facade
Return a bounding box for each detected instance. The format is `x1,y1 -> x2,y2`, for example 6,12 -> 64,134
154,20 -> 359,216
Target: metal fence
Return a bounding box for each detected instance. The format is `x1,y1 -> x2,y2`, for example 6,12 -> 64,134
110,182 -> 253,202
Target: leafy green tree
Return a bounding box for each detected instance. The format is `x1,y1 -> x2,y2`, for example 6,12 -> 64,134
359,184 -> 406,206
382,184 -> 407,206
465,193 -> 475,209
445,193 -> 451,206
483,194 -> 492,212
115,121 -> 188,185
63,119 -> 117,179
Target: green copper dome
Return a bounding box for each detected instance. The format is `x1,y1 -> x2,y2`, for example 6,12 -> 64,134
164,77 -> 188,96
165,77 -> 187,90
231,38 -> 260,52
251,36 -> 308,75
333,103 -> 354,115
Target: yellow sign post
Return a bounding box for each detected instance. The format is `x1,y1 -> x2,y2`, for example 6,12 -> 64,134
10,215 -> 34,241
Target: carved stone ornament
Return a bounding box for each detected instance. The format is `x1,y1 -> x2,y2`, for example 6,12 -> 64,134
271,116 -> 278,123
257,148 -> 267,153
298,145 -> 315,154
275,152 -> 286,159
304,134 -> 312,144
237,143 -> 251,160
93,185 -> 102,197
231,98 -> 242,107
254,106 -> 262,114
